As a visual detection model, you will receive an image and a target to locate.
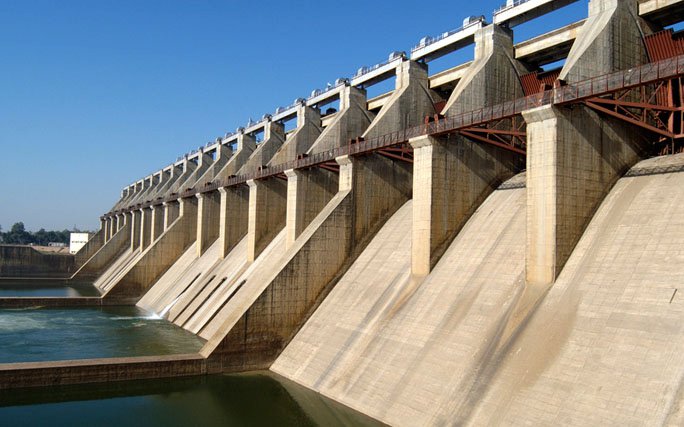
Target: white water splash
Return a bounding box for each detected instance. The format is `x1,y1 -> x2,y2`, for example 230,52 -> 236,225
157,294 -> 183,319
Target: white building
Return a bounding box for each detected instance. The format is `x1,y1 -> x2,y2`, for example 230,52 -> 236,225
69,232 -> 91,254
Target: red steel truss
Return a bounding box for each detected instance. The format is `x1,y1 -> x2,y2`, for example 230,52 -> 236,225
108,54 -> 684,216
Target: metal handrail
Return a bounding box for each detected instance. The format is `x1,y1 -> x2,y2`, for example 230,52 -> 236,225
494,0 -> 531,14
410,17 -> 485,53
107,55 -> 684,216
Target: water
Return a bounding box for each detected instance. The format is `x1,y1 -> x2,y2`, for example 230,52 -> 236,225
0,306 -> 205,363
0,372 -> 383,427
0,280 -> 100,297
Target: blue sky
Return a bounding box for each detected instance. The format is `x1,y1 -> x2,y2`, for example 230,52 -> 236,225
0,0 -> 588,231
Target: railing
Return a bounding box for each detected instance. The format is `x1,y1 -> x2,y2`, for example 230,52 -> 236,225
353,54 -> 404,79
410,17 -> 485,53
494,0 -> 532,14
107,55 -> 684,216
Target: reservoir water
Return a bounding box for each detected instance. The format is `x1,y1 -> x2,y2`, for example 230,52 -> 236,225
0,285 -> 381,425
0,372 -> 382,426
0,306 -> 204,363
0,280 -> 100,297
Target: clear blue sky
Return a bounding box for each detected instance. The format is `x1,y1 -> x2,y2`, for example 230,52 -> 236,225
0,0 -> 588,232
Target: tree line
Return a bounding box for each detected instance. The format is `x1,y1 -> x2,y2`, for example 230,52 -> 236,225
0,222 -> 87,245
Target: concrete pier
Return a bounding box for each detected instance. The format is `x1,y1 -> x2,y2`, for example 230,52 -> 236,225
103,197 -> 198,303
218,185 -> 249,259
196,192 -> 220,257
524,0 -> 650,286
268,103 -> 322,166
285,168 -> 339,249
202,152 -> 412,372
246,178 -> 287,262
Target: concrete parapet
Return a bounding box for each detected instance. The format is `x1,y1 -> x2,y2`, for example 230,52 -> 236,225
268,104 -> 322,166
307,86 -> 375,155
285,168 -> 339,250
218,185 -> 249,259
103,197 -> 198,304
202,153 -> 411,372
70,224 -> 132,282
196,191 -> 220,257
409,135 -> 519,276
363,60 -> 437,139
247,178 -> 287,262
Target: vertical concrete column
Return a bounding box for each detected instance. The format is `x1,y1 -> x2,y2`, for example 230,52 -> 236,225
524,0 -> 649,286
130,210 -> 142,251
104,218 -> 111,242
108,216 -> 116,239
247,178 -> 287,262
218,185 -> 249,259
196,191 -> 221,257
163,201 -> 180,229
409,134 -> 519,276
285,168 -> 339,249
139,207 -> 152,250
150,204 -> 165,243
523,105 -> 645,286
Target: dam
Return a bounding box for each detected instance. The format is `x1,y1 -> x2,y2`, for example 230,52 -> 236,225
3,0 -> 684,424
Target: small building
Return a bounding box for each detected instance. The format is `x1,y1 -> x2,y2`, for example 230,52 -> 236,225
69,233 -> 91,254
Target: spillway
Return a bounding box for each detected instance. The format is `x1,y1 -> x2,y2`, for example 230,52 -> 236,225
273,154 -> 684,425
272,173 -> 527,426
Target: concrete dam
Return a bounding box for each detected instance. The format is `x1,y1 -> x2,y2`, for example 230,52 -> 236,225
3,0 -> 684,425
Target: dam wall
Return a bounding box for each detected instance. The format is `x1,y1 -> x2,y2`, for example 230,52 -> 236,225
0,245 -> 76,278
272,174 -> 527,426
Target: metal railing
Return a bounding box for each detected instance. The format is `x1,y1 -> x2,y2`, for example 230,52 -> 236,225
410,17 -> 485,53
107,55 -> 684,216
494,0 -> 532,14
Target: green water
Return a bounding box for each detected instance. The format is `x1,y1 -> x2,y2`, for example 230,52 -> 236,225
0,306 -> 204,363
0,280 -> 100,297
0,372 -> 382,427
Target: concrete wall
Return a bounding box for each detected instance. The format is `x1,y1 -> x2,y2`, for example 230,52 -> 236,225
102,197 -> 198,304
268,104 -> 322,166
70,224 -> 132,282
219,185 -> 249,259
247,178 -> 287,262
363,60 -> 437,139
307,86 -> 375,155
238,121 -> 286,173
525,0 -> 651,287
202,153 -> 412,373
196,191 -> 220,257
285,168 -> 339,249
73,229 -> 105,266
0,245 -> 75,278
272,175 -> 528,427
